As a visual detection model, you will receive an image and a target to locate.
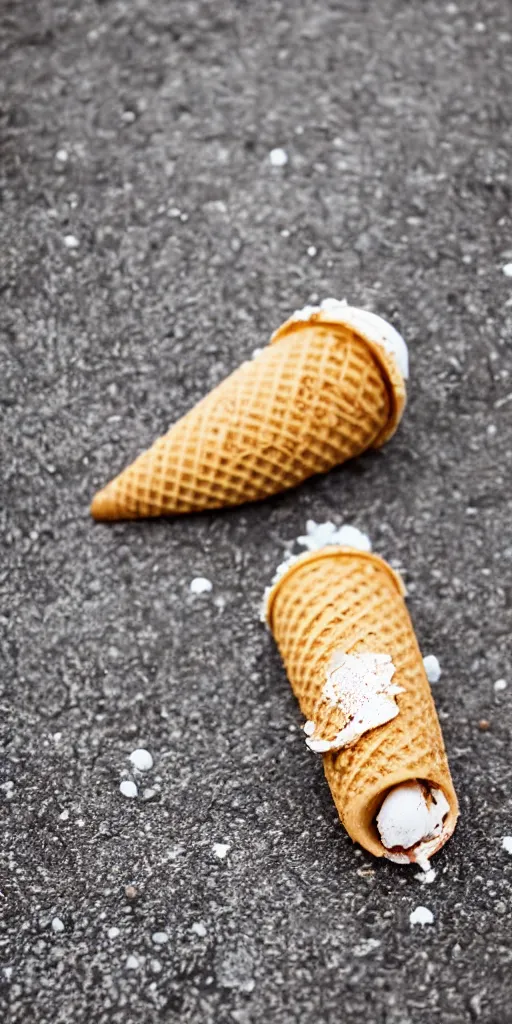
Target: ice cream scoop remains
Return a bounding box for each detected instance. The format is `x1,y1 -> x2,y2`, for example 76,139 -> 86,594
376,780 -> 450,854
304,651 -> 404,753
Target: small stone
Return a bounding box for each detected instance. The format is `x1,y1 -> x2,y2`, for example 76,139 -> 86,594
51,917 -> 65,933
191,922 -> 207,937
269,147 -> 288,167
107,927 -> 120,939
501,836 -> 512,855
494,679 -> 507,692
120,780 -> 138,799
150,959 -> 162,973
307,245 -> 317,257
125,954 -> 139,970
129,749 -> 154,772
151,931 -> 169,945
503,263 -> 512,277
63,235 -> 79,249
55,149 -> 68,163
142,788 -> 158,801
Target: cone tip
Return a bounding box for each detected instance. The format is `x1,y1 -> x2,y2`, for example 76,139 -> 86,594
90,486 -> 116,521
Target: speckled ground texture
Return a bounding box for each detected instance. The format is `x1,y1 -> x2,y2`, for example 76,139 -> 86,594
2,1 -> 512,1021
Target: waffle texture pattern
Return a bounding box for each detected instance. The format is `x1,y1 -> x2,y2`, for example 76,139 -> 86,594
91,323 -> 400,520
266,548 -> 459,858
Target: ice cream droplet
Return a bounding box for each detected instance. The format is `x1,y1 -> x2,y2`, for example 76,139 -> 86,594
410,906 -> 434,926
129,748 -> 153,772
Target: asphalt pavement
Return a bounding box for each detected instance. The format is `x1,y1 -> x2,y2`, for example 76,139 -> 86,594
1,1 -> 512,1021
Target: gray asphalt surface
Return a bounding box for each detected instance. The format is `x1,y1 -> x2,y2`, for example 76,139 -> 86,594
2,1 -> 512,1022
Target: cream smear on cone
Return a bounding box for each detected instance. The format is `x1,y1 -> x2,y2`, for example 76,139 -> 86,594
304,651 -> 404,753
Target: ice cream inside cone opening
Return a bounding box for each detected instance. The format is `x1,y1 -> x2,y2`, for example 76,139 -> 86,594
375,779 -> 450,868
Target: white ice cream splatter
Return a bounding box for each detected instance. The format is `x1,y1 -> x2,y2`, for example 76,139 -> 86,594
251,347 -> 264,359
494,678 -> 507,692
502,836 -> 512,854
305,651 -> 403,753
63,234 -> 79,249
120,780 -> 138,799
415,867 -> 437,884
190,577 -> 213,595
410,906 -> 434,926
269,147 -> 288,167
297,519 -> 371,553
212,843 -> 230,859
423,655 -> 442,683
503,263 -> 512,277
51,917 -> 65,933
129,749 -> 154,772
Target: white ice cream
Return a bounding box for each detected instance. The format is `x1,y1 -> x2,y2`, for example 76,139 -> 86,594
304,651 -> 404,753
423,655 -> 442,683
410,906 -> 434,926
376,780 -> 450,854
296,519 -> 371,553
288,297 -> 409,380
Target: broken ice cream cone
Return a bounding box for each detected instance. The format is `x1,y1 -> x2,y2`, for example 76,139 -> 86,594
90,299 -> 407,521
265,546 -> 458,865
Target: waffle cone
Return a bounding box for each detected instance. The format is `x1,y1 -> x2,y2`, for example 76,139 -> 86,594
266,548 -> 458,860
90,311 -> 406,520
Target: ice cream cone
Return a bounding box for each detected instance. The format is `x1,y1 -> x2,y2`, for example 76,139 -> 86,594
90,301 -> 407,521
265,547 -> 458,862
